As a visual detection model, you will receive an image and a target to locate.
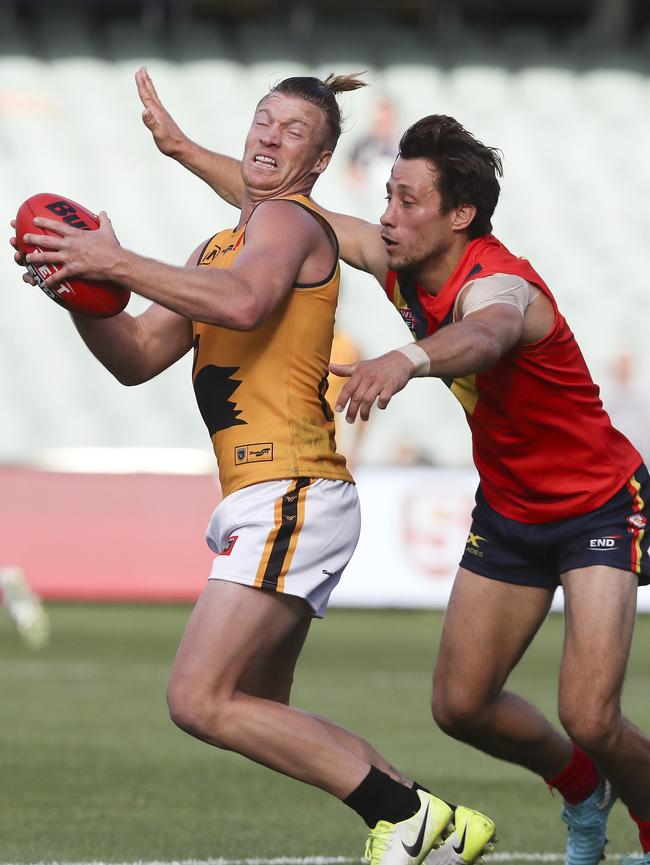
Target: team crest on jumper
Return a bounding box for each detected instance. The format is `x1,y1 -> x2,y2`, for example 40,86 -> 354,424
234,443 -> 274,465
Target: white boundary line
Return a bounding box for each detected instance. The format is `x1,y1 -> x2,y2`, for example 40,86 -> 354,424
1,854 -> 640,865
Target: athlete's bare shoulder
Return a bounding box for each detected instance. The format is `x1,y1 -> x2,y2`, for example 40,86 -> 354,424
248,197 -> 324,237
521,291 -> 555,345
245,198 -> 336,286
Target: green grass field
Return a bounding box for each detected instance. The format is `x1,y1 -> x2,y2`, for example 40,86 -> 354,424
1,604 -> 649,864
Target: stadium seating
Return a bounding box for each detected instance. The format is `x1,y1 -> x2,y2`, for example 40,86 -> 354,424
1,17 -> 648,467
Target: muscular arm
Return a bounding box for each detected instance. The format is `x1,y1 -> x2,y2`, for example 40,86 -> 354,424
312,206 -> 388,283
11,218 -> 193,385
419,303 -> 523,377
23,200 -> 326,331
70,300 -> 193,387
57,244 -> 203,386
136,66 -> 244,208
135,68 -> 388,283
171,145 -> 244,210
331,303 -> 524,422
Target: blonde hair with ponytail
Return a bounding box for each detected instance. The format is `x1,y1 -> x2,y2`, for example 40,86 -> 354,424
267,72 -> 366,149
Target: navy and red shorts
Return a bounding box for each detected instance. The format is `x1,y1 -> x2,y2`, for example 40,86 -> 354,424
460,464 -> 650,588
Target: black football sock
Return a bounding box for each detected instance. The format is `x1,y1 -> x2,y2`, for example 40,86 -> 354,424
344,766 -> 422,828
412,780 -> 456,811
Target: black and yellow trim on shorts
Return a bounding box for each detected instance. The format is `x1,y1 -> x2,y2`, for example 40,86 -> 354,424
254,477 -> 313,593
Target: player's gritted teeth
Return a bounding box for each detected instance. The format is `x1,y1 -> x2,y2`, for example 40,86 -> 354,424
253,154 -> 278,170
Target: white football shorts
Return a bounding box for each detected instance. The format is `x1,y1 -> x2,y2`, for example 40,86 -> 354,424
205,477 -> 360,617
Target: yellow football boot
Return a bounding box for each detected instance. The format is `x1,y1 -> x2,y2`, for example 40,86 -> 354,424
425,805 -> 496,865
364,791 -> 454,865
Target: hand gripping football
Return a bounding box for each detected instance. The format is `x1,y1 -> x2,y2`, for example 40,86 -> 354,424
15,193 -> 130,318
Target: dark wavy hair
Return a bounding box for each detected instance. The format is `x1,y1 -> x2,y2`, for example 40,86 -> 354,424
399,115 -> 503,238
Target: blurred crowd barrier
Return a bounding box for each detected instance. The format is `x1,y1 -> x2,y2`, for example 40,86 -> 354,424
1,22 -> 649,470
5,465 -> 650,610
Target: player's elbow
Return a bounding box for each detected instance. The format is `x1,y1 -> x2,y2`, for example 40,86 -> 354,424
236,307 -> 266,331
472,323 -> 516,372
213,308 -> 263,331
227,293 -> 268,331
201,280 -> 267,331
109,354 -> 156,386
112,367 -> 149,386
474,340 -> 502,372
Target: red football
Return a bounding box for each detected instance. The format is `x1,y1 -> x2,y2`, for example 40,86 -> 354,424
15,193 -> 130,318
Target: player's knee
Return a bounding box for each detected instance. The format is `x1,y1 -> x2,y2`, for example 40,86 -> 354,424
432,688 -> 488,738
167,683 -> 205,735
166,683 -> 230,746
559,699 -> 621,755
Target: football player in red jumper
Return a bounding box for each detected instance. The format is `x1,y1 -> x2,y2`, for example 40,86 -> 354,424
146,79 -> 650,865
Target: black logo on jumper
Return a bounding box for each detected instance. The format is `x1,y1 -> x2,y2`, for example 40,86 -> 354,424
234,443 -> 274,465
201,243 -> 235,265
45,200 -> 93,230
200,245 -> 221,265
193,363 -> 246,436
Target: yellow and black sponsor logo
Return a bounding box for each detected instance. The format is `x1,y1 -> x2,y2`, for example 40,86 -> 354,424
234,442 -> 274,465
465,531 -> 487,558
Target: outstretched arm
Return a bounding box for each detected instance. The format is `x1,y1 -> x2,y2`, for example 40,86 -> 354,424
136,67 -> 389,282
314,206 -> 388,284
330,304 -> 524,422
136,66 -> 245,209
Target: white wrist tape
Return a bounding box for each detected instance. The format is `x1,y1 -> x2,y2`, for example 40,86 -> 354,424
395,343 -> 430,377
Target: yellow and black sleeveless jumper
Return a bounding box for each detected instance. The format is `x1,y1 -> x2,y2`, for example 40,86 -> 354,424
192,194 -> 353,498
